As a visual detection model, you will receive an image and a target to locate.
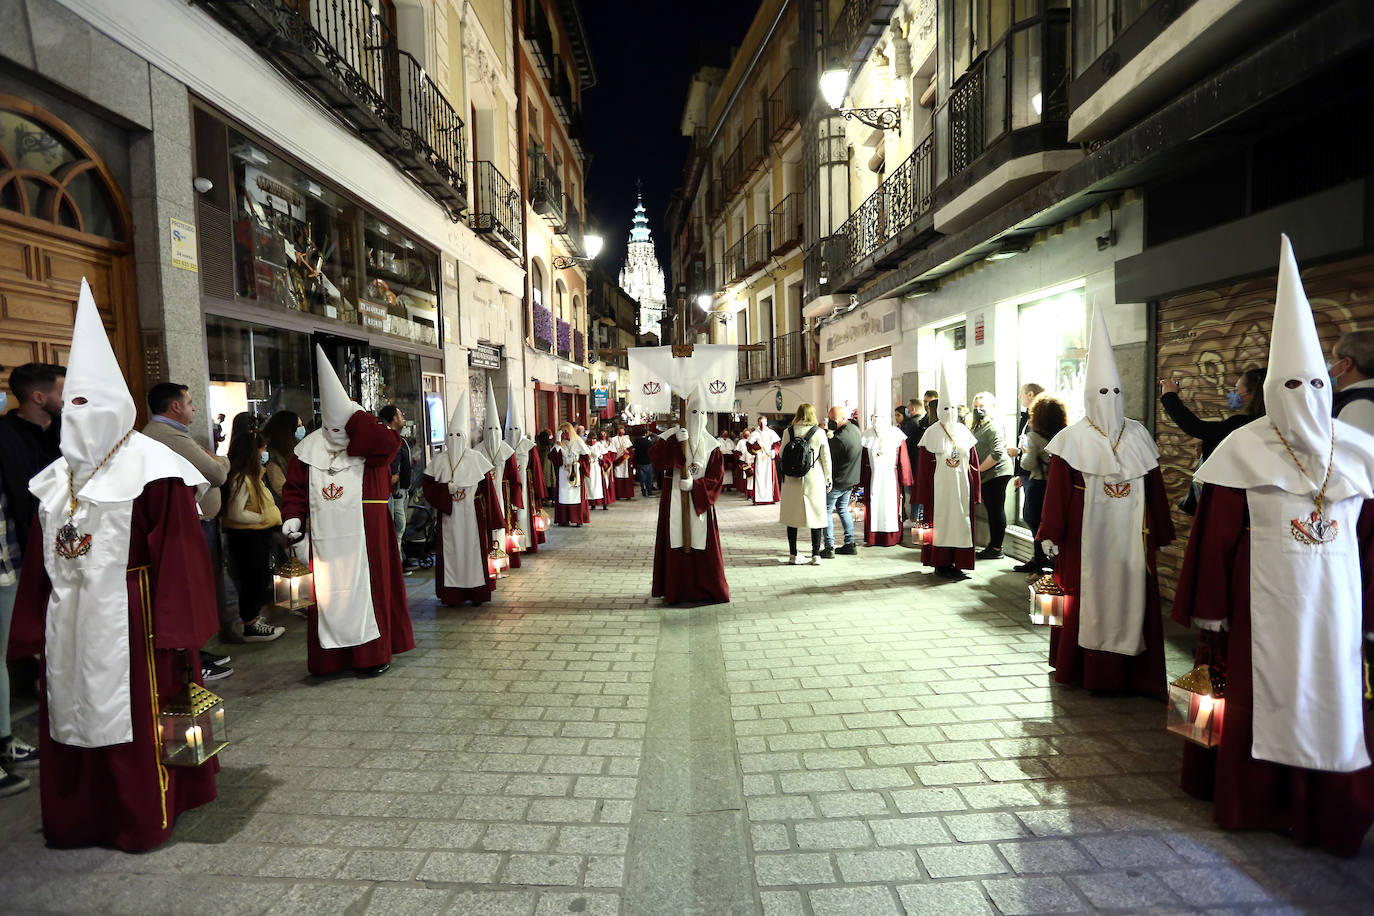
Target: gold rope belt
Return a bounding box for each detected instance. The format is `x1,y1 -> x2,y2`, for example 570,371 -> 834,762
362,499 -> 389,504
134,565 -> 169,831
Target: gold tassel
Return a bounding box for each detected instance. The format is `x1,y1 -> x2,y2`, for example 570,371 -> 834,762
137,566 -> 169,831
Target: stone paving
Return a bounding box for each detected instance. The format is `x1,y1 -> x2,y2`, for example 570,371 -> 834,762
1,491 -> 1372,914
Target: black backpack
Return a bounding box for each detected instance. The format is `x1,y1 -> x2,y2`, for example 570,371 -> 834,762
780,426 -> 819,478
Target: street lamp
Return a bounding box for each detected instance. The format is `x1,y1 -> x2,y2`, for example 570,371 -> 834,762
695,294 -> 712,310
552,233 -> 603,270
820,67 -> 901,134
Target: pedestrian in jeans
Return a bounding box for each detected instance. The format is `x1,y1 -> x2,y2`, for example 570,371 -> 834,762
1013,393 -> 1065,573
823,406 -> 861,558
221,431 -> 286,642
969,392 -> 1014,560
379,406 -> 411,559
633,430 -> 655,496
779,403 -> 832,565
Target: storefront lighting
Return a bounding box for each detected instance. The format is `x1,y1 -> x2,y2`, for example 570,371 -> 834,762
820,67 -> 901,134
297,179 -> 325,200
230,143 -> 270,166
903,281 -> 938,299
1032,93 -> 1043,115
987,238 -> 1031,261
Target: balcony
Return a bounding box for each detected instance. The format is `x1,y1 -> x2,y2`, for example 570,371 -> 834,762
769,69 -> 803,140
770,193 -> 803,255
725,119 -> 768,195
529,146 -> 566,224
737,330 -> 819,383
568,108 -> 588,159
741,224 -> 770,275
832,0 -> 902,72
471,161 -> 522,260
194,0 -> 467,219
831,131 -> 935,289
803,237 -> 837,305
551,57 -> 577,124
707,177 -> 725,220
523,0 -> 555,79
722,237 -> 747,287
558,196 -> 585,257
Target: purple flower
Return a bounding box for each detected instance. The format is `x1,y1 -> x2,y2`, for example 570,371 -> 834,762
557,319 -> 571,355
534,302 -> 554,345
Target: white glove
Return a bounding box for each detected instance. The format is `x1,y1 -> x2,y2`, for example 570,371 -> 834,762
678,476 -> 694,492
675,429 -> 689,442
1043,540 -> 1059,558
282,518 -> 303,541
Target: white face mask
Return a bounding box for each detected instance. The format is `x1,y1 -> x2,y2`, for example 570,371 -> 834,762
0,391 -> 6,414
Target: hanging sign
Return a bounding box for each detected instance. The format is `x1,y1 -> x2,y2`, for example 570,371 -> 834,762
593,387 -> 610,408
775,390 -> 784,411
468,343 -> 502,369
169,218 -> 198,272
974,313 -> 986,346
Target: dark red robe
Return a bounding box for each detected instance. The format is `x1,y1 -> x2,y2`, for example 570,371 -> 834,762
550,449 -> 591,525
597,450 -> 616,508
650,439 -> 729,604
422,472 -> 502,606
527,449 -> 548,548
494,454 -> 526,569
10,479 -> 219,851
746,440 -> 781,504
613,447 -> 635,500
860,444 -> 914,547
913,446 -> 981,570
1036,456 -> 1173,698
282,412 -> 414,676
1171,485 -> 1374,856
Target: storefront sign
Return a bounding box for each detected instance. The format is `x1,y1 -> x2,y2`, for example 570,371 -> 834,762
468,343 -> 502,369
593,386 -> 609,408
557,364 -> 577,385
821,305 -> 900,362
169,218 -> 197,272
974,313 -> 986,346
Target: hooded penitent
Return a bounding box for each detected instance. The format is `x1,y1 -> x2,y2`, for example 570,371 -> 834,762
480,378 -> 515,467
1045,303 -> 1158,481
1195,234 -> 1374,772
661,386 -> 720,550
29,279 -> 206,747
315,344 -> 361,449
504,388 -> 535,459
427,390 -> 494,590
918,364 -> 976,456
432,391 -> 492,487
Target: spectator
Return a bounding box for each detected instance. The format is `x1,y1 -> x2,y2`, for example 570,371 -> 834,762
823,406 -> 861,558
633,428 -> 656,496
213,413 -> 226,452
0,397 -> 38,795
899,403 -> 924,514
261,410 -> 304,504
0,363 -> 65,552
1013,393 -> 1066,573
779,403 -> 832,566
969,392 -> 1013,560
379,405 -> 411,556
220,431 -> 286,643
916,389 -> 939,432
1330,330 -> 1374,435
1005,382 -> 1045,496
228,411 -> 258,449
1159,368 -> 1267,514
141,382 -> 234,677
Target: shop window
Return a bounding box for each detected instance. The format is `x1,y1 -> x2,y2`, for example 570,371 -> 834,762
0,103 -> 125,240
363,217 -> 439,346
205,315 -> 316,429
1017,288 -> 1086,422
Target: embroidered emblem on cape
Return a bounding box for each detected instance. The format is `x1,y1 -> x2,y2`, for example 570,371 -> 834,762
55,521 -> 92,559
321,482 -> 345,501
708,379 -> 726,394
1290,510 -> 1339,546
642,381 -> 661,396
688,462 -> 702,478
1103,481 -> 1132,498
454,488 -> 467,502
944,456 -> 962,468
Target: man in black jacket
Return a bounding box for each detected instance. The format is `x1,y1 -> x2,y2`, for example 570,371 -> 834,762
823,407 -> 862,558
0,363 -> 65,548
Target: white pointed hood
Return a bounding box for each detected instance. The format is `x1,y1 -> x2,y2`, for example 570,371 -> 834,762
430,389 -> 492,486
919,364 -> 975,456
316,344 -> 360,447
504,387 -> 535,459
479,378 -> 514,465
62,279 -> 137,478
1045,304 -> 1158,480
1197,235 -> 1374,500
660,386 -> 720,471
447,390 -> 471,462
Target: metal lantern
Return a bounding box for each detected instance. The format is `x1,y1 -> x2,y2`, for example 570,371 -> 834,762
1028,574 -> 1067,626
1167,662 -> 1225,748
534,508 -> 551,533
160,681 -> 228,767
911,524 -> 935,547
273,550 -> 314,612
506,525 -> 527,554
488,542 -> 511,579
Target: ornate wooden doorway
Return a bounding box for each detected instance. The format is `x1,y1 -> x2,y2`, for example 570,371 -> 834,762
0,96 -> 139,408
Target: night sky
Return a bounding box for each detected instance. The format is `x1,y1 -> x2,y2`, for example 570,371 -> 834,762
578,0 -> 759,281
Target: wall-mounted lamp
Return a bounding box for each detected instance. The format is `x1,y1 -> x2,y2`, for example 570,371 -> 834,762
193,177 -> 214,194
820,68 -> 901,135
552,233 -> 603,270
987,238 -> 1031,261
695,294 -> 712,310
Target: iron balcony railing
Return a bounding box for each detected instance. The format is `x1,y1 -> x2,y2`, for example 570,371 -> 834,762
559,196 -> 585,257
803,237 -> 836,305
770,193 -> 803,255
736,330 -> 819,382
551,57 -> 576,123
194,0 -> 467,219
722,237 -> 747,287
723,143 -> 744,195
707,176 -> 725,220
529,145 -> 565,224
740,341 -> 772,382
769,68 -> 802,140
832,131 -> 934,277
832,0 -> 902,72
471,161 -> 522,259
741,224 -> 770,275
523,0 -> 554,79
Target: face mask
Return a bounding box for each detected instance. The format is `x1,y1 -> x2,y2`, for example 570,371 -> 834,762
1329,358 -> 1349,381
0,392 -> 6,414
827,419 -> 838,431
259,451 -> 270,466
1225,390 -> 1245,410
294,426 -> 306,441
971,408 -> 987,422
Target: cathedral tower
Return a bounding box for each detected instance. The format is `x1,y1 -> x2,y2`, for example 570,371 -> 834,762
618,190 -> 666,340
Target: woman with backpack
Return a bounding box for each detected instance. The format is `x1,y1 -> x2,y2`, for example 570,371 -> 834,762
778,403 -> 832,566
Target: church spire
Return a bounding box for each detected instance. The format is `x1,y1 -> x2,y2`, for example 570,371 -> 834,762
629,181 -> 651,244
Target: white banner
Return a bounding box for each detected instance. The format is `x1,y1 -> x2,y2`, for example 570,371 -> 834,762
628,345 -> 738,412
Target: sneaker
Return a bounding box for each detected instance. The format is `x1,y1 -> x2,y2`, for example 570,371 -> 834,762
1,736 -> 39,770
788,555 -> 801,565
0,768 -> 29,798
835,543 -> 858,556
201,660 -> 234,681
977,547 -> 1004,560
820,546 -> 835,559
206,652 -> 232,668
242,617 -> 286,643
809,555 -> 822,566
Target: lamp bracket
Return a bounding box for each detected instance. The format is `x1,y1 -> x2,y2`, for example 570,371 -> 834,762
838,107 -> 901,134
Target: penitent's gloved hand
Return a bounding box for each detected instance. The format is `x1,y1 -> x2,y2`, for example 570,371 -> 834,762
1043,540 -> 1059,558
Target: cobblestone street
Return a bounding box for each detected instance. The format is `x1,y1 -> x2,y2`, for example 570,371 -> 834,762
2,495 -> 1372,915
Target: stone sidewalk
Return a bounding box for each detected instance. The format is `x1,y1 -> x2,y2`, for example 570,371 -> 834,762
1,491 -> 1371,915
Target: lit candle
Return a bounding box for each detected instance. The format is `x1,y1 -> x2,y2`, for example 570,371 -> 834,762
213,708 -> 225,737
185,725 -> 200,757
1193,696 -> 1213,740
